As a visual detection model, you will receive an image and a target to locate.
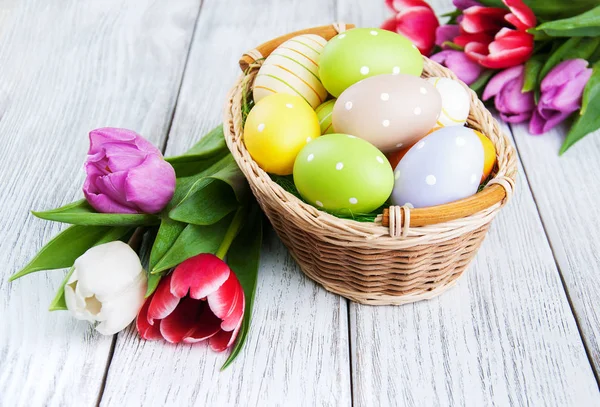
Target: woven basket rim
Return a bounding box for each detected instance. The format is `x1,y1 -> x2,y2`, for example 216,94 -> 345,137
223,24 -> 518,243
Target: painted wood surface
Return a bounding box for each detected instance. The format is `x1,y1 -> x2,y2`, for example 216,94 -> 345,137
2,0 -> 600,405
0,0 -> 200,405
512,124 -> 600,377
99,0 -> 352,406
344,1 -> 600,405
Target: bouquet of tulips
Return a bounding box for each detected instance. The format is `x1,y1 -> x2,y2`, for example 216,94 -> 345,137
9,127 -> 262,368
382,0 -> 600,153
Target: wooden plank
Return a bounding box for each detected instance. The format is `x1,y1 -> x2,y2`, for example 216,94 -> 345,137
350,123 -> 600,407
512,124 -> 600,376
340,1 -> 599,404
100,0 -> 352,406
0,0 -> 200,405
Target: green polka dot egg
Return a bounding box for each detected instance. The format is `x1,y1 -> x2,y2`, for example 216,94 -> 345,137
293,134 -> 394,214
319,28 -> 423,97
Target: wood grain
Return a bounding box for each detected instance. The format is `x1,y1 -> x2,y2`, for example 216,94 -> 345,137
349,120 -> 600,406
100,0 -> 351,405
512,123 -> 600,377
0,0 -> 201,405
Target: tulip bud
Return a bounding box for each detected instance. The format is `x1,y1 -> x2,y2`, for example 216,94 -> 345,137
83,128 -> 176,214
65,241 -> 147,335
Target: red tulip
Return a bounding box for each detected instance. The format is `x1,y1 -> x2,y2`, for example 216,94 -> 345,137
136,253 -> 244,352
456,0 -> 536,69
381,0 -> 439,56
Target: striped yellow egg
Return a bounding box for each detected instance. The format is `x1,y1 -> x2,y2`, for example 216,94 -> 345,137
253,34 -> 329,109
315,99 -> 336,134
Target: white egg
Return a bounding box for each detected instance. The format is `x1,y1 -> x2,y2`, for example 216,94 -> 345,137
427,77 -> 470,128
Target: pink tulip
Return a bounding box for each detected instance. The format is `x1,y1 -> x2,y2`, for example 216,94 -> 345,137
137,254 -> 245,352
381,0 -> 440,55
529,59 -> 593,135
483,64 -> 535,123
435,25 -> 460,48
431,50 -> 485,85
83,128 -> 176,214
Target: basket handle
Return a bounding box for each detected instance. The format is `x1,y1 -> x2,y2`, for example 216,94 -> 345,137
382,178 -> 514,230
239,23 -> 355,71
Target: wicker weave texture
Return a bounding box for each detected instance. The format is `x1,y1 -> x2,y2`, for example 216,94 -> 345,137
223,24 -> 517,305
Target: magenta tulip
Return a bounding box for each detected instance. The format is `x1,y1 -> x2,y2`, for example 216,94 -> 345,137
435,25 -> 460,48
483,64 -> 534,123
529,59 -> 593,134
430,50 -> 484,85
137,254 -> 244,351
83,128 -> 176,214
453,0 -> 481,9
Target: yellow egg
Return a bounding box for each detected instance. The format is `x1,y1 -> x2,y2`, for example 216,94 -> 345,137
253,34 -> 329,109
474,130 -> 496,182
244,94 -> 320,175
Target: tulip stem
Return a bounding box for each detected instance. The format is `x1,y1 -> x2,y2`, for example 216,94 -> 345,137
215,207 -> 246,260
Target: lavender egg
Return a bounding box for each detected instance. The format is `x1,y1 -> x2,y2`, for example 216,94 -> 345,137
332,74 -> 442,153
391,127 -> 484,208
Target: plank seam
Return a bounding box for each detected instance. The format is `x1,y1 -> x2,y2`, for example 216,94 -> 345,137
347,298 -> 355,407
510,123 -> 600,388
95,335 -> 118,407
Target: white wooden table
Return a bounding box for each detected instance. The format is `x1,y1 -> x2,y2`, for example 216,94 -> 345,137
1,1 -> 599,406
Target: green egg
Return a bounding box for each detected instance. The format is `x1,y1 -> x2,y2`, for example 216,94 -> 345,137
315,99 -> 336,135
293,133 -> 394,214
319,28 -> 423,97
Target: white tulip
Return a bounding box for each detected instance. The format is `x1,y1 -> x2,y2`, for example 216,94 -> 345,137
65,240 -> 147,335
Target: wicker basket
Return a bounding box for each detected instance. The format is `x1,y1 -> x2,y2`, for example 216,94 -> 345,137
223,23 -> 517,305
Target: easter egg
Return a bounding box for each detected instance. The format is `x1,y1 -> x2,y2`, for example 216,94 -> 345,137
244,94 -> 320,175
253,34 -> 329,109
319,28 -> 423,97
391,127 -> 484,208
294,134 -> 394,214
427,77 -> 470,128
333,74 -> 442,153
315,99 -> 336,135
474,130 -> 496,182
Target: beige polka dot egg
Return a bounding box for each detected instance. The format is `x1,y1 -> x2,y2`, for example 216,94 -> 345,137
253,34 -> 329,109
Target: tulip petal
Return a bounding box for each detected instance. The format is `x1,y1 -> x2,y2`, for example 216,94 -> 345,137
137,296 -> 163,340
381,16 -> 398,32
483,65 -> 524,100
454,32 -> 493,48
148,274 -> 181,324
503,0 -> 536,30
395,6 -> 439,55
453,0 -> 481,10
209,316 -> 243,352
95,273 -> 147,335
125,154 -> 176,214
529,109 -> 572,135
93,170 -> 135,209
499,111 -> 532,123
206,272 -> 241,320
159,297 -> 205,343
541,59 -> 590,91
182,306 -> 222,343
221,288 -> 245,332
170,254 -> 231,300
461,6 -> 507,34
435,25 -> 460,47
431,50 -> 484,85
89,128 -> 159,156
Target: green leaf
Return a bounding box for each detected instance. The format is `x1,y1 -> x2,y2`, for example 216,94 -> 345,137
146,273 -> 163,297
169,180 -> 238,225
149,217 -> 186,271
530,6 -> 600,37
165,126 -> 229,177
32,200 -> 159,226
477,0 -> 599,19
442,41 -> 464,51
560,62 -> 600,154
539,37 -> 600,82
221,204 -> 263,370
469,69 -> 497,95
47,225 -> 134,310
151,214 -> 233,274
523,57 -> 544,92
10,225 -> 131,281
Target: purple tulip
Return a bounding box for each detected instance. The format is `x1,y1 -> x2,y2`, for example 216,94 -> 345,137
435,25 -> 460,48
83,128 -> 176,214
453,0 -> 481,10
483,65 -> 534,123
529,59 -> 593,135
431,50 -> 485,85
